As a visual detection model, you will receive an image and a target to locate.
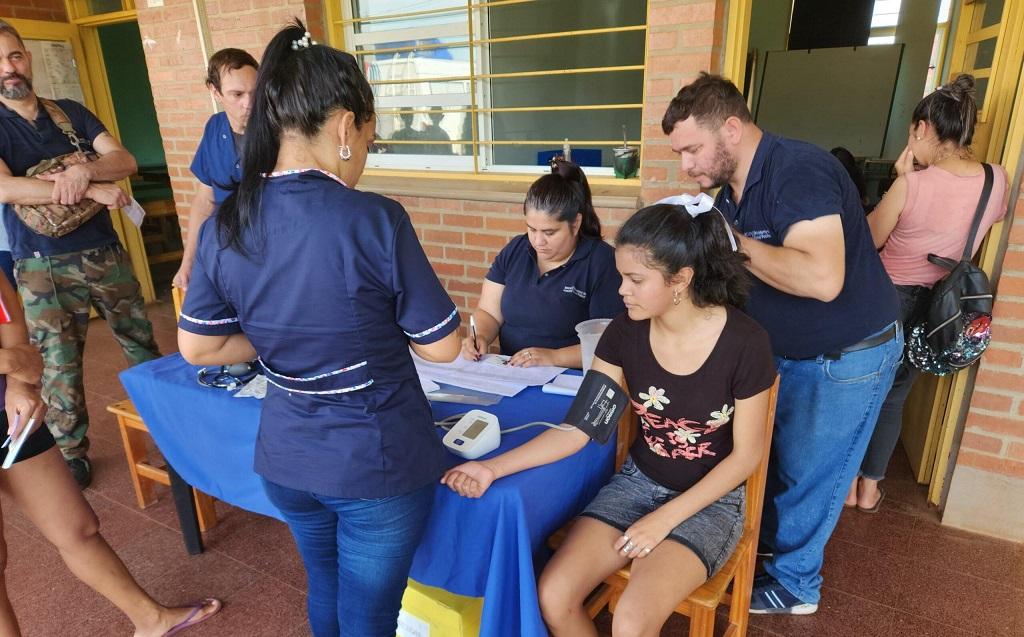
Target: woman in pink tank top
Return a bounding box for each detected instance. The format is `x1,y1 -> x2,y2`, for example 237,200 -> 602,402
846,75 -> 1007,513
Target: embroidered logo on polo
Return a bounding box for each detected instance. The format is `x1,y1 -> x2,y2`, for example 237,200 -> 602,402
562,285 -> 587,299
745,229 -> 773,241
631,386 -> 733,461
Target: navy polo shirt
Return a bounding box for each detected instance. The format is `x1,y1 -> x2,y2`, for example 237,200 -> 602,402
486,234 -> 624,355
179,170 -> 459,499
715,132 -> 898,359
0,99 -> 119,259
190,112 -> 240,205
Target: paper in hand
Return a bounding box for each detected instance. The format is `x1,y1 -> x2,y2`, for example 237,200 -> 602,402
123,198 -> 147,228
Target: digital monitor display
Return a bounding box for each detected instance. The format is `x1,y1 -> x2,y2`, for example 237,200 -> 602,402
463,419 -> 488,439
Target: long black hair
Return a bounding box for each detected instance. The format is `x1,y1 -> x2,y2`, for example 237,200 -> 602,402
912,74 -> 977,149
616,204 -> 750,308
524,158 -> 601,239
217,19 -> 375,254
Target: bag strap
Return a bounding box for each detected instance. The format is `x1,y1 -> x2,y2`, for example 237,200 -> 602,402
925,163 -> 995,270
38,98 -> 86,153
961,163 -> 994,262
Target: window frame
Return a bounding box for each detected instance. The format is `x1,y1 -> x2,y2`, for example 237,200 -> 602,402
328,0 -> 647,179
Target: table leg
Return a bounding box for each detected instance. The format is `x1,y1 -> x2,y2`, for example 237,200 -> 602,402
167,463 -> 204,555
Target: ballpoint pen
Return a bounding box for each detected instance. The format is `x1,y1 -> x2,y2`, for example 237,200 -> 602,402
469,315 -> 479,360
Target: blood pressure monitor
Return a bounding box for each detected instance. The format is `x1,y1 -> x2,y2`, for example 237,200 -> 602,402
442,410 -> 501,459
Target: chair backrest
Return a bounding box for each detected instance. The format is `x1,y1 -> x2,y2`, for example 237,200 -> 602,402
614,375 -> 780,534
172,286 -> 185,321
744,376 -> 779,535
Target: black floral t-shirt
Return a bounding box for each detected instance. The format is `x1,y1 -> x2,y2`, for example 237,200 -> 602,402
595,306 -> 776,492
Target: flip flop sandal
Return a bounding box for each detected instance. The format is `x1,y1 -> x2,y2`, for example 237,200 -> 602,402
163,598 -> 222,636
857,487 -> 885,514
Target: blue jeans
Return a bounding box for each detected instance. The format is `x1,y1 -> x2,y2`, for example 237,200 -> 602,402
761,324 -> 902,604
262,479 -> 434,637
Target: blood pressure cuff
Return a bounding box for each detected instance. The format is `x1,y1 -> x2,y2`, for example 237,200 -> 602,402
564,370 -> 629,445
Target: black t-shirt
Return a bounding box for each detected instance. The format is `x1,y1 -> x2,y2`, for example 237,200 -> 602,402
595,306 -> 776,492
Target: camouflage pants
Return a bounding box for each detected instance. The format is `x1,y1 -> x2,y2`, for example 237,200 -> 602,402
15,244 -> 160,460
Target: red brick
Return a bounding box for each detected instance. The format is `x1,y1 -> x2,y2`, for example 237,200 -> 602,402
409,211 -> 441,227
645,79 -> 678,98
648,2 -> 716,26
997,274 -> 1024,296
961,430 -> 1005,454
442,213 -> 484,228
648,31 -> 678,51
1000,249 -> 1024,271
647,53 -> 711,76
423,229 -> 462,245
642,166 -> 669,182
465,201 -> 514,214
1009,220 -> 1024,247
432,262 -> 465,277
483,216 -> 526,233
679,27 -> 715,48
465,233 -> 508,250
1007,441 -> 1024,461
963,411 -> 1024,438
444,247 -> 487,263
970,390 -> 1016,413
983,347 -> 1024,369
956,449 -> 1024,479
994,298 -> 1024,320
418,197 -> 462,211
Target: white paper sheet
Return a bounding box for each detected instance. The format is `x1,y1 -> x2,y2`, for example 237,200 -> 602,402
541,373 -> 584,396
412,351 -> 566,398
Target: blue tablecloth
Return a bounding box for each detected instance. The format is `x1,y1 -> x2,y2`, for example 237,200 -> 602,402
120,354 -> 615,637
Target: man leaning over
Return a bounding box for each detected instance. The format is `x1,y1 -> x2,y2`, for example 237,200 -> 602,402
661,73 -> 902,614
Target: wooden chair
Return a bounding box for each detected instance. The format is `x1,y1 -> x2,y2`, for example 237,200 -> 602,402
105,286 -> 218,531
552,377 -> 780,637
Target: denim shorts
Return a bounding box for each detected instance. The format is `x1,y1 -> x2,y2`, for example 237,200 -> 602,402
580,457 -> 745,577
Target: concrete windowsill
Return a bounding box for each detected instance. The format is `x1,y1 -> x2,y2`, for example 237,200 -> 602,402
358,173 -> 642,210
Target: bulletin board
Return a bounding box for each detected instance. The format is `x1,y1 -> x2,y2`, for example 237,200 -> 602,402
754,44 -> 904,157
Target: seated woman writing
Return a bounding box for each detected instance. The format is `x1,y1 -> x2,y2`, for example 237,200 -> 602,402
461,159 -> 623,368
444,203 -> 776,636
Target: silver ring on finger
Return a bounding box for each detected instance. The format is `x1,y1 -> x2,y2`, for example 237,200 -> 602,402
641,547 -> 651,556
623,541 -> 635,552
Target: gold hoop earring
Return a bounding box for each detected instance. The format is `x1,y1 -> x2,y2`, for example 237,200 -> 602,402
339,145 -> 352,161
672,290 -> 681,306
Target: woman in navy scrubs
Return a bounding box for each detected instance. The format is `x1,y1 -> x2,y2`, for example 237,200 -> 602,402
177,22 -> 460,637
462,159 -> 624,368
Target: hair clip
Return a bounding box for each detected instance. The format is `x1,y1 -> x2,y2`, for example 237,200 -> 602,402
549,155 -> 566,172
291,31 -> 315,50
656,192 -> 739,252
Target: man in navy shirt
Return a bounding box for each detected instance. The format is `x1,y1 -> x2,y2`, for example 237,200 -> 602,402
661,74 -> 901,614
0,21 -> 159,487
172,48 -> 257,290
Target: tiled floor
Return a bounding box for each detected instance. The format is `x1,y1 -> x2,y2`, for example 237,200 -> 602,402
3,300 -> 1022,636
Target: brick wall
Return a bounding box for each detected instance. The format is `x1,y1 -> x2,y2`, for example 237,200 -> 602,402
640,0 -> 718,205
1,0 -> 67,22
961,231 -> 1024,478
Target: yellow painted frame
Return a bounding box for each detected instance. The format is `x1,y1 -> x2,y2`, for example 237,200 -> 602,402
722,0 -> 753,87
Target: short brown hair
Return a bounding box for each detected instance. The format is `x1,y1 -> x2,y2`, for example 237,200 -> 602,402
0,20 -> 26,49
205,48 -> 258,92
661,72 -> 751,134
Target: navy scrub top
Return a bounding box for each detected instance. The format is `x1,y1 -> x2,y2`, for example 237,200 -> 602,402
190,112 -> 241,205
486,234 -> 624,356
0,99 -> 119,259
714,131 -> 898,359
179,169 -> 460,499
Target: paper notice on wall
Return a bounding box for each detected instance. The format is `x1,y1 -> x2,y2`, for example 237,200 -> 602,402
24,40 -> 85,104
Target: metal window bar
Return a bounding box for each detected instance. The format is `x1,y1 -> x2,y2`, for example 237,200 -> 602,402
342,0 -> 647,174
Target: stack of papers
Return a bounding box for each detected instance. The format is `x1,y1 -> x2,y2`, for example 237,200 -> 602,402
412,351 -> 565,397
541,374 -> 584,396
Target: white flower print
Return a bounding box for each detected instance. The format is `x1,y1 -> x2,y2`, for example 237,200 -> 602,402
673,428 -> 701,445
638,386 -> 671,411
706,404 -> 734,428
